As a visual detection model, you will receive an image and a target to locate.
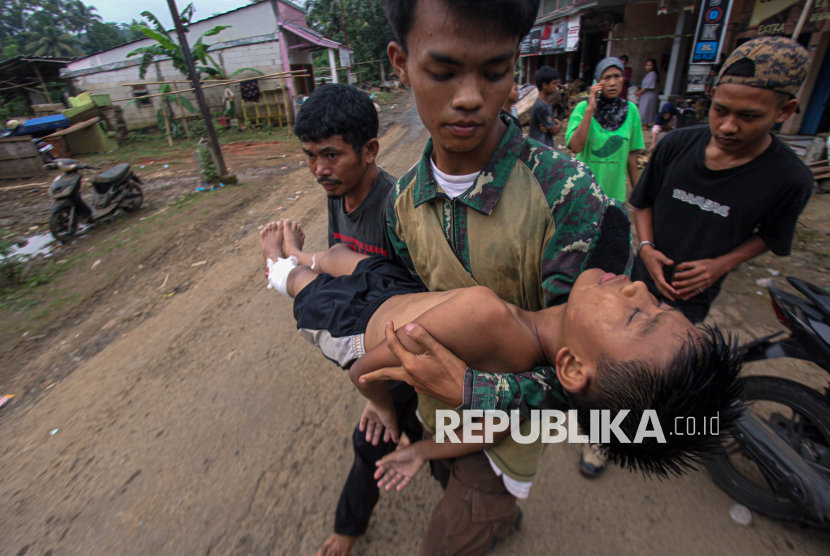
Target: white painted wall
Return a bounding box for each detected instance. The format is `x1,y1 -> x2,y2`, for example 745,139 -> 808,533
61,1 -> 321,130
70,39 -> 286,129
66,1 -> 288,71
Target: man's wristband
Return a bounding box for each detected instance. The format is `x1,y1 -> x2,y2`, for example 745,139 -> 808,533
638,240 -> 655,255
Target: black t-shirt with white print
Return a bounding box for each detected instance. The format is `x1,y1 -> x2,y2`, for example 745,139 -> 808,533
628,125 -> 812,305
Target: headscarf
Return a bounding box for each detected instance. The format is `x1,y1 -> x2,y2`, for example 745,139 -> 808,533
592,57 -> 628,131
654,102 -> 679,126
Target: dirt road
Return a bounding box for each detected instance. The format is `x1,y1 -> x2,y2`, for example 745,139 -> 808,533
1,98 -> 829,556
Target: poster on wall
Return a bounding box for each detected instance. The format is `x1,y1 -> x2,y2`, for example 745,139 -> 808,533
520,26 -> 542,56
339,48 -> 353,68
566,15 -> 580,52
690,0 -> 735,64
540,19 -> 567,54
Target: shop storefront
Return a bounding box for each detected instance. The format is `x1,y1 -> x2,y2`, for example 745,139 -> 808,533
524,0 -> 828,135
520,15 -> 579,83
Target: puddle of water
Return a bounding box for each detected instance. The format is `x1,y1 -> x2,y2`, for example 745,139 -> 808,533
3,232 -> 56,259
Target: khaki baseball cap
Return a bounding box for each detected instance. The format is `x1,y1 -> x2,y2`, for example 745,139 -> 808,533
717,36 -> 810,97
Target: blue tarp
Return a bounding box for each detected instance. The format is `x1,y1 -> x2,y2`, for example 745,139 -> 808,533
15,115 -> 71,135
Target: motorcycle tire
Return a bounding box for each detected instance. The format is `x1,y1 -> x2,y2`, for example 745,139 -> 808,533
122,182 -> 143,213
704,376 -> 830,527
49,204 -> 77,242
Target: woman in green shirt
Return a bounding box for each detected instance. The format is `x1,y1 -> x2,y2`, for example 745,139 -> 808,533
566,57 -> 644,202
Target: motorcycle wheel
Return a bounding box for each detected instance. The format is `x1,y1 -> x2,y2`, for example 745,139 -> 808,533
705,376 -> 830,526
49,205 -> 77,242
122,182 -> 143,213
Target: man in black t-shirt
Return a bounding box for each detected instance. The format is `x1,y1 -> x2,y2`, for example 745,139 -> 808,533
629,37 -> 813,323
528,66 -> 561,148
293,84 -> 419,556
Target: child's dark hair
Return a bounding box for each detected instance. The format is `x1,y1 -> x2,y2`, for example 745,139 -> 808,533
567,325 -> 744,477
293,83 -> 379,154
535,66 -> 560,90
383,0 -> 540,51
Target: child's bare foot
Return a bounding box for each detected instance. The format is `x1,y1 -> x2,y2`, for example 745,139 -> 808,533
317,533 -> 355,556
282,219 -> 305,258
260,221 -> 285,265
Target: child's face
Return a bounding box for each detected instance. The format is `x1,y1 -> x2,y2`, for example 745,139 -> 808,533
662,111 -> 672,120
388,0 -> 519,155
557,269 -> 697,385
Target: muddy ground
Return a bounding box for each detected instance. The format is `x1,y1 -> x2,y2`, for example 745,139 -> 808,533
0,90 -> 829,555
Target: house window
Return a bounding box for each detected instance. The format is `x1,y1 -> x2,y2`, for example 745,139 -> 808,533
543,0 -> 558,13
132,85 -> 152,107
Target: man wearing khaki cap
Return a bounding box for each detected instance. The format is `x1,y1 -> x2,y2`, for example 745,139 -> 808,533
627,36 -> 814,324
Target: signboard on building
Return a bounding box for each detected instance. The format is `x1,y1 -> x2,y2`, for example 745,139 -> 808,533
566,15 -> 581,52
520,26 -> 542,56
339,47 -> 353,68
540,19 -> 567,55
690,0 -> 735,64
737,0 -> 830,37
686,64 -> 713,93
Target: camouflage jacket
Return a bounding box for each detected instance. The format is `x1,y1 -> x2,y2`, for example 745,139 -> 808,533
387,117 -> 634,418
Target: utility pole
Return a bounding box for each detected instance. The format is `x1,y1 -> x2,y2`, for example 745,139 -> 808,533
792,0 -> 815,40
339,0 -> 350,45
166,0 -> 230,179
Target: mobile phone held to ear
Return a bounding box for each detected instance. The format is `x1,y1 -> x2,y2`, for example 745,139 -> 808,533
663,264 -> 676,285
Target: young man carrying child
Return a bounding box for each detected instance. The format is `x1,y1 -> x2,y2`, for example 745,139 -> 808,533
260,217 -> 743,503
330,1 -> 633,553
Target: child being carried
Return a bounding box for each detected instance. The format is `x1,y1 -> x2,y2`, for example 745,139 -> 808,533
261,219 -> 743,486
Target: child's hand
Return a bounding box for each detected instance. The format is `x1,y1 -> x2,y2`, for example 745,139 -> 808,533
359,401 -> 399,445
374,442 -> 425,492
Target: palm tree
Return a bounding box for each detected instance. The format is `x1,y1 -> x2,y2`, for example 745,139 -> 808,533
22,21 -> 82,57
67,1 -> 102,38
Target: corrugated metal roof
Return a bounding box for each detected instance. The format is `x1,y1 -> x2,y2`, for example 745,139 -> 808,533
280,19 -> 350,50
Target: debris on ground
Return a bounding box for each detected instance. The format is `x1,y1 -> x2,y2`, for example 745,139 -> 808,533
729,504 -> 752,526
0,394 -> 13,409
755,278 -> 773,288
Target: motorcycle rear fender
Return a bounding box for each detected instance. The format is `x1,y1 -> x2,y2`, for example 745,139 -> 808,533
731,409 -> 830,522
742,335 -> 813,363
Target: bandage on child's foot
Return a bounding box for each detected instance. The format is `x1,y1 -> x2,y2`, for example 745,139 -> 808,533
267,256 -> 298,297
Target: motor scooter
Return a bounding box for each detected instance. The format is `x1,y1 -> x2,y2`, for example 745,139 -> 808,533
704,277 -> 830,526
48,159 -> 143,242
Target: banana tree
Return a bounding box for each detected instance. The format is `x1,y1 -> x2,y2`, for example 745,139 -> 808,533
127,6 -> 262,81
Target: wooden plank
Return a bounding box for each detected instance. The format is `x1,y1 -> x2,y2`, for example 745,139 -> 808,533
43,117 -> 101,138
